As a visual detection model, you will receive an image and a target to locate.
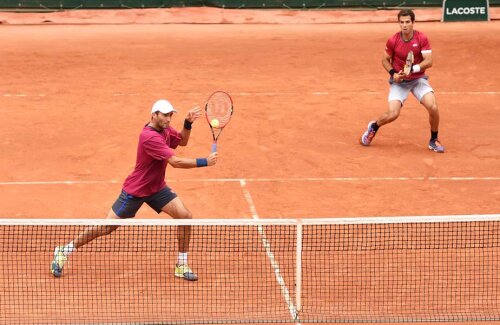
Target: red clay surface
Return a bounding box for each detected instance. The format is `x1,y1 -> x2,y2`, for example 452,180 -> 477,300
0,21 -> 498,219
0,10 -> 499,325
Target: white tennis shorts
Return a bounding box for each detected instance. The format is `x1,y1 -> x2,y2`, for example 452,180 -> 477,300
388,77 -> 434,104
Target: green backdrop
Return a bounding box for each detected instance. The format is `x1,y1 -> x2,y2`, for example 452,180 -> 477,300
0,0 -> 497,10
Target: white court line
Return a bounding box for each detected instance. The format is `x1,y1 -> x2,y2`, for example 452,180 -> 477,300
240,179 -> 259,219
1,94 -> 45,97
182,91 -> 498,95
0,180 -> 121,185
239,179 -> 299,322
3,91 -> 500,98
1,177 -> 499,185
439,91 -> 500,95
110,91 -> 500,96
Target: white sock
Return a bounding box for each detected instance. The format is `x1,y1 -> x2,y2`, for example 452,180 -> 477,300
62,242 -> 76,257
177,252 -> 188,265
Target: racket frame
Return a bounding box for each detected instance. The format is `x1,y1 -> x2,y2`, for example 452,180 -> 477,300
204,91 -> 234,152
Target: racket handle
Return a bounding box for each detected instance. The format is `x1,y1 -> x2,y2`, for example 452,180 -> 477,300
211,143 -> 217,153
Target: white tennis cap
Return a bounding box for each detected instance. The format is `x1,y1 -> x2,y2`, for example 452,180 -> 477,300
151,99 -> 177,114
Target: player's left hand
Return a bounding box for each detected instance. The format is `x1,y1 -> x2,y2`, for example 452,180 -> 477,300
185,106 -> 202,123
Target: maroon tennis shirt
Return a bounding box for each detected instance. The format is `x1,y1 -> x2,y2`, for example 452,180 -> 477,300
385,30 -> 431,81
123,124 -> 182,197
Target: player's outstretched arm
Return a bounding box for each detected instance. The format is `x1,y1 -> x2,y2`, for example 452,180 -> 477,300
179,106 -> 202,147
168,152 -> 218,168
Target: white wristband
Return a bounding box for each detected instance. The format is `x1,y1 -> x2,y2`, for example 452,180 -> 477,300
412,64 -> 421,73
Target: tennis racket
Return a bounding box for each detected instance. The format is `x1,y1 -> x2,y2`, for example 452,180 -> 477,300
403,51 -> 414,76
205,91 -> 234,152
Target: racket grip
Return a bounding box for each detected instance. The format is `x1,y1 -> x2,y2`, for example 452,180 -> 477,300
211,143 -> 217,153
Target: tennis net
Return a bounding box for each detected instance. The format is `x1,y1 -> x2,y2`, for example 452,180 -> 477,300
1,215 -> 499,324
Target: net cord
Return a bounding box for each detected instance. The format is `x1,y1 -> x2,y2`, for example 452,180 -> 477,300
2,214 -> 500,226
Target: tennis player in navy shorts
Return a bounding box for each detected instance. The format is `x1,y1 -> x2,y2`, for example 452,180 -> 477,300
360,9 -> 445,153
51,99 -> 218,281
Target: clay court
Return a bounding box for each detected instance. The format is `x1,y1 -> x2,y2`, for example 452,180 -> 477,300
0,16 -> 499,219
0,8 -> 499,325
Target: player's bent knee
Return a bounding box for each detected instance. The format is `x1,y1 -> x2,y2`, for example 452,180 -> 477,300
181,210 -> 193,220
426,104 -> 439,114
170,209 -> 192,220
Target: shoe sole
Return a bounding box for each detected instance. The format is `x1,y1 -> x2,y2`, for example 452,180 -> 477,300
428,145 -> 445,153
360,136 -> 370,146
175,272 -> 198,281
51,261 -> 62,277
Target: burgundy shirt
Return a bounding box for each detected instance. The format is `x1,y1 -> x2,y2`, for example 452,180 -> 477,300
123,125 -> 182,197
385,30 -> 431,81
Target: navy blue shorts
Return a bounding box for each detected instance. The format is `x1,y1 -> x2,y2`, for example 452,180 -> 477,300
111,187 -> 178,218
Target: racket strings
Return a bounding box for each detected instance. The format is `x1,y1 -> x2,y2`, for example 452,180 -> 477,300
207,110 -> 231,128
206,96 -> 233,128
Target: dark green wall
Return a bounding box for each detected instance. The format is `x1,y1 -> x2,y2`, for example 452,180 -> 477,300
0,0 -> 498,9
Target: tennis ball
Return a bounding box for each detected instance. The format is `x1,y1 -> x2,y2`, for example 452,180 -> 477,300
210,118 -> 220,128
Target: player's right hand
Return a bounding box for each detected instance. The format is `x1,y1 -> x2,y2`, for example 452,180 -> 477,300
207,152 -> 218,166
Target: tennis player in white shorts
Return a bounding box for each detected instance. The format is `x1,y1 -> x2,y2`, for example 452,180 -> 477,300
360,9 -> 445,153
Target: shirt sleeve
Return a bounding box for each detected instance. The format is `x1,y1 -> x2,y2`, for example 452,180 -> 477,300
167,127 -> 182,149
385,36 -> 395,57
420,33 -> 432,53
143,134 -> 176,160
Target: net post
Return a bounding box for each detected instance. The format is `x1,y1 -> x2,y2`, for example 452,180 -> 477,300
295,219 -> 303,312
